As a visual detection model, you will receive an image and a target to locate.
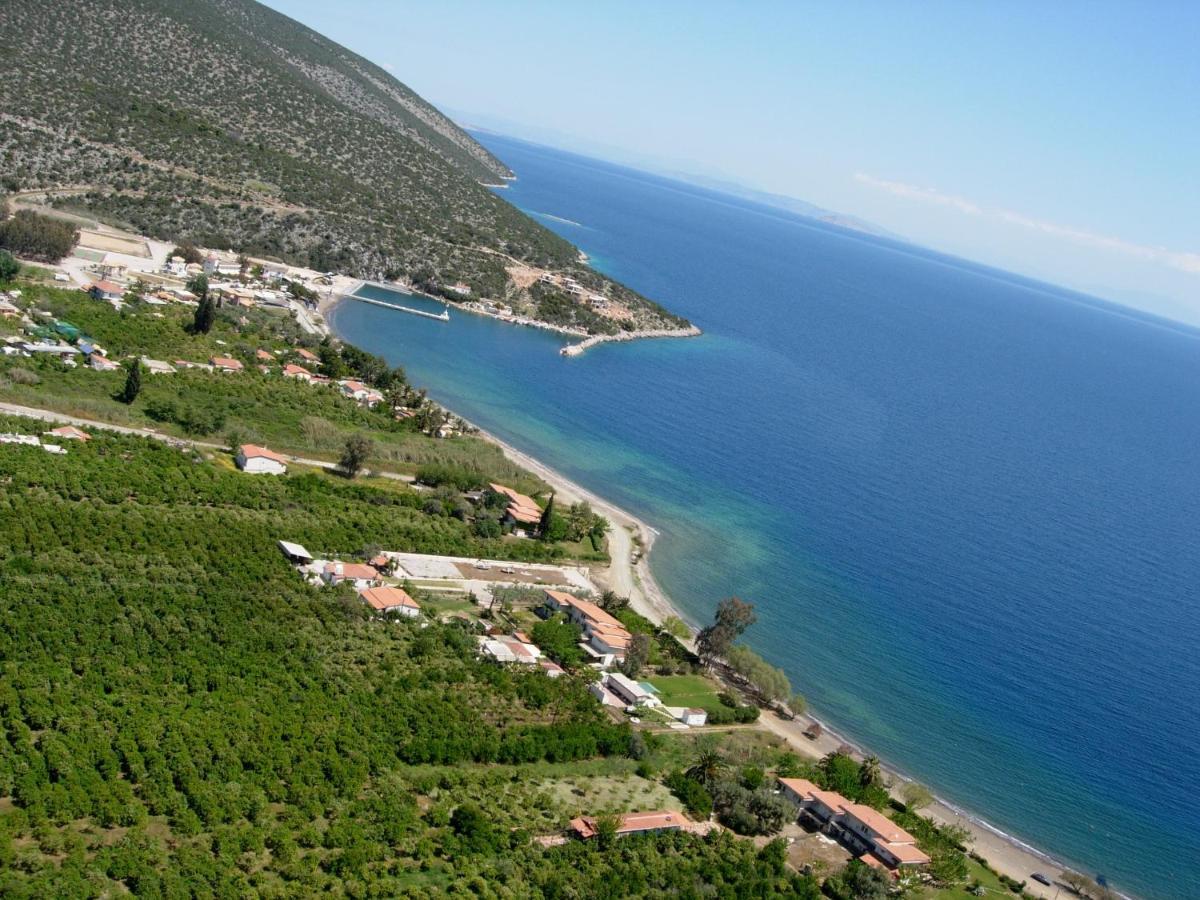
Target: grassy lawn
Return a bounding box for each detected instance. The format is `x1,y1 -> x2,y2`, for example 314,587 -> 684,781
413,590 -> 481,618
647,673 -> 724,710
926,858 -> 1013,898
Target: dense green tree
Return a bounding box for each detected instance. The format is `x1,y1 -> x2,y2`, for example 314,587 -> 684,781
192,295 -> 215,334
900,781 -> 932,811
832,859 -> 891,900
665,771 -> 714,819
818,752 -> 862,799
338,434 -> 373,478
0,210 -> 77,261
0,250 -> 18,282
171,243 -> 203,265
120,359 -> 142,404
620,633 -> 651,678
538,493 -> 556,539
530,616 -> 584,667
186,273 -> 208,298
697,597 -> 756,663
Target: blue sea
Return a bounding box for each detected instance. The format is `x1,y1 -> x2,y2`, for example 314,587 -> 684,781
329,133 -> 1200,898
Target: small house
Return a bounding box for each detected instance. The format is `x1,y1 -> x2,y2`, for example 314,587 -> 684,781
45,426 -> 90,442
282,363 -> 313,381
278,540 -> 313,565
141,358 -> 177,375
210,356 -> 244,373
569,810 -> 691,841
89,353 -> 121,371
235,444 -> 288,475
322,562 -> 381,589
89,280 -> 126,302
358,585 -> 421,618
602,672 -> 658,708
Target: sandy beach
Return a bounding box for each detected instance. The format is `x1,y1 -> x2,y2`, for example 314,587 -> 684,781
469,425 -> 1073,898
322,288 -> 1075,898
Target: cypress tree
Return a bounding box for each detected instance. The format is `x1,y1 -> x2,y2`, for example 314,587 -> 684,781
193,294 -> 215,334
538,493 -> 556,539
120,359 -> 142,404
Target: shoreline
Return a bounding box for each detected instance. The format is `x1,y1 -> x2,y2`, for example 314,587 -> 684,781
322,289 -> 1088,899
325,280 -> 703,353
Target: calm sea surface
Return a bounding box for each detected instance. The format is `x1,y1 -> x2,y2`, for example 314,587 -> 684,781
330,133 -> 1200,898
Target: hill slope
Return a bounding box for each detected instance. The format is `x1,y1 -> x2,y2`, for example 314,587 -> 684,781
0,0 -> 685,330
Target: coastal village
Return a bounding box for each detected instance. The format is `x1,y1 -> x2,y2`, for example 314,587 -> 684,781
0,215 -> 1087,898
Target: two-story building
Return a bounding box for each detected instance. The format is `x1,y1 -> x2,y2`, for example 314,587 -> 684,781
775,777 -> 929,873
543,589 -> 632,665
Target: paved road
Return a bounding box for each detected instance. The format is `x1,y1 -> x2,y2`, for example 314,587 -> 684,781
0,401 -> 413,481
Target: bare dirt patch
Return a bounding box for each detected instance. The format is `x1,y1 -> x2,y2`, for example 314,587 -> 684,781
77,229 -> 151,257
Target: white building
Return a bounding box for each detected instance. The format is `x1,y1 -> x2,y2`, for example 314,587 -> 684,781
322,562 -> 381,589
277,540 -> 313,565
602,672 -> 658,708
140,357 -> 177,375
235,444 -> 288,475
481,633 -> 542,665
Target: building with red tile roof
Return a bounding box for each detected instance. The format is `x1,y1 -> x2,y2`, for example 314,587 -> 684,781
776,777 -> 929,871
570,810 -> 691,841
235,444 -> 288,475
283,363 -> 313,381
322,561 -> 380,588
543,589 -> 632,663
358,585 -> 420,617
46,425 -> 90,442
210,356 -> 244,372
487,483 -> 542,527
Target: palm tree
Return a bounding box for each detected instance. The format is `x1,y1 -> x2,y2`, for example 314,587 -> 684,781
859,755 -> 882,790
686,745 -> 726,788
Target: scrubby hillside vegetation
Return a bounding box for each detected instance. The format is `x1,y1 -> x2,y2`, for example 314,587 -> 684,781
0,0 -> 685,330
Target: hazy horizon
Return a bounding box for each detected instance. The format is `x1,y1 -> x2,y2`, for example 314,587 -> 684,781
263,0 -> 1199,325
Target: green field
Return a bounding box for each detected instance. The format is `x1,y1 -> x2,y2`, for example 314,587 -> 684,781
647,674 -> 724,710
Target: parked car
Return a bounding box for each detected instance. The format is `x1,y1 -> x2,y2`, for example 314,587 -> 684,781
1031,874 -> 1053,887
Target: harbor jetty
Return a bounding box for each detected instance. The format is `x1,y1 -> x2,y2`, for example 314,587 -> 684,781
349,293 -> 449,321
560,325 -> 702,357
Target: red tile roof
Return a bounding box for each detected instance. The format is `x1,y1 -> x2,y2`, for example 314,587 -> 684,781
238,444 -> 288,464
777,777 -> 820,799
488,483 -> 542,524
296,348 -> 319,361
49,425 -> 90,441
877,841 -> 930,865
210,356 -> 243,370
358,585 -> 419,612
283,363 -> 312,377
325,562 -> 379,581
841,804 -> 918,845
570,810 -> 690,839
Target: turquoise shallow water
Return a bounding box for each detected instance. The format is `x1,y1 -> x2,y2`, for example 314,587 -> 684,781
329,134 -> 1200,898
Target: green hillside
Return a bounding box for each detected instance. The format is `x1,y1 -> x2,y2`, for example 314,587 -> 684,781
0,0 -> 685,330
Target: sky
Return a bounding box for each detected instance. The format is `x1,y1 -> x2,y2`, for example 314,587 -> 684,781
265,0 -> 1199,323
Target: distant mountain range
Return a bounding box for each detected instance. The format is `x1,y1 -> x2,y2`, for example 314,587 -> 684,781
666,174 -> 905,241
